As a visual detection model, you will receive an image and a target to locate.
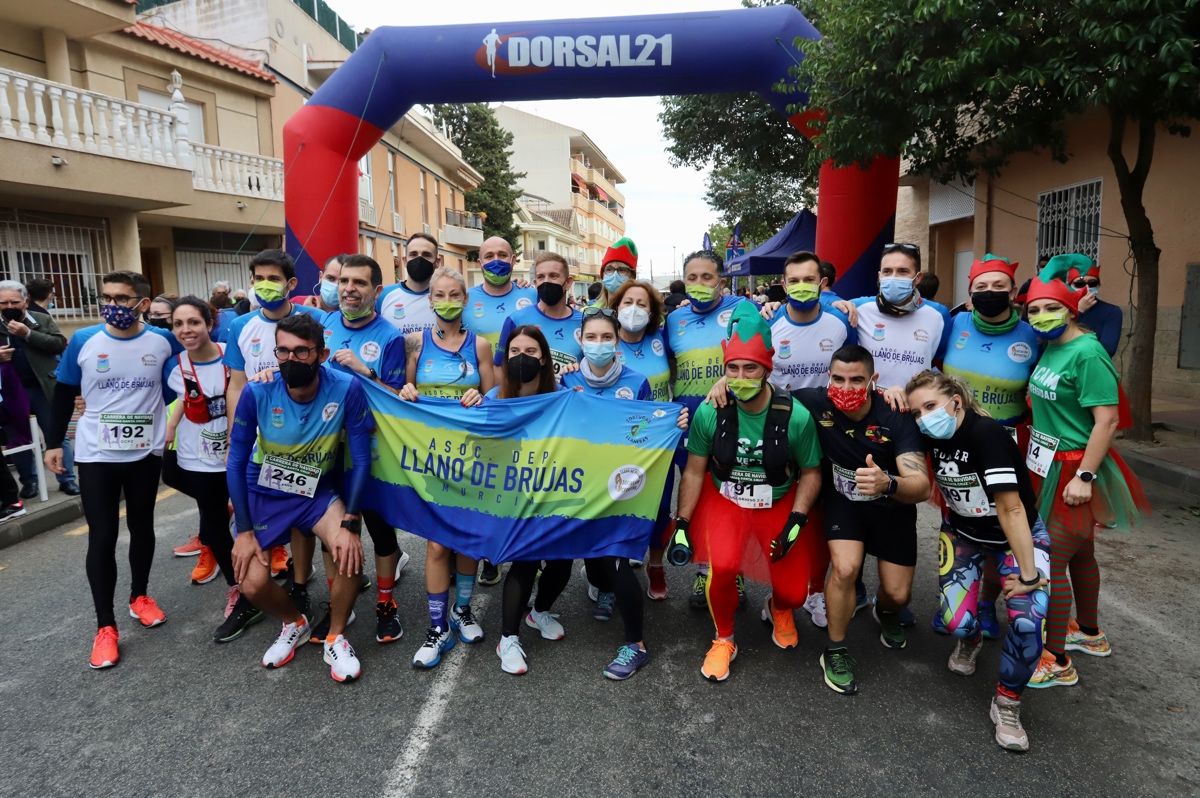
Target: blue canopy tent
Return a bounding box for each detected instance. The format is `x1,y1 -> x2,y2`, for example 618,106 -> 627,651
724,210 -> 818,277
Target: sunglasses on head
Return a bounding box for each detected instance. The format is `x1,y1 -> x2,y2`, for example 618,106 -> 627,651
582,306 -> 616,319
883,242 -> 921,256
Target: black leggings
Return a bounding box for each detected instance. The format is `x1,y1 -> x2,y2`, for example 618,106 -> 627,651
584,557 -> 644,643
161,451 -> 235,587
79,456 -> 162,628
501,559 -> 572,637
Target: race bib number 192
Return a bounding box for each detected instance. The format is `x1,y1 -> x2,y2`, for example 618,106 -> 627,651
99,413 -> 153,451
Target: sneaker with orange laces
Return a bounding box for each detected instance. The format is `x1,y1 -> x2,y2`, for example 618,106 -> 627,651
190,545 -> 219,585
1066,618 -> 1112,657
270,546 -> 289,578
89,626 -> 120,670
761,596 -> 799,649
700,638 -> 738,682
129,595 -> 166,628
172,534 -> 202,557
1027,650 -> 1079,689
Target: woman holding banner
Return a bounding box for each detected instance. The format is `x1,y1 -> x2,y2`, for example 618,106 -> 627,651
485,325 -> 574,675
398,266 -> 493,669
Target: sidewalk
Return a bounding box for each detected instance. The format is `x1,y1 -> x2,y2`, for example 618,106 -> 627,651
1119,395 -> 1200,496
0,483 -> 83,550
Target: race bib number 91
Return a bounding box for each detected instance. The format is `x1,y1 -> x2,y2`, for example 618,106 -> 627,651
257,454 -> 320,498
719,480 -> 772,509
99,413 -> 153,451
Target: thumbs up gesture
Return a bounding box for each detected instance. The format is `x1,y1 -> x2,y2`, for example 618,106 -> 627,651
855,453 -> 889,497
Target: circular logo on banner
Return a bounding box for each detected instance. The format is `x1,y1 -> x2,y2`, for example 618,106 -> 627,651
651,338 -> 664,356
322,402 -> 340,422
359,341 -> 381,362
1007,342 -> 1033,363
608,465 -> 647,501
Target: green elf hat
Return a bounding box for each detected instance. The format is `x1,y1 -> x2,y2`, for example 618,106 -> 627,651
602,237 -> 639,273
721,302 -> 774,369
1027,253 -> 1089,314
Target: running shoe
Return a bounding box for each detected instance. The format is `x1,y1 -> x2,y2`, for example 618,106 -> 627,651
689,571 -> 708,610
128,595 -> 166,628
358,574 -> 372,594
853,583 -> 870,617
1026,651 -> 1079,689
736,573 -> 746,610
323,635 -> 362,682
871,594 -> 916,626
190,546 -> 218,585
478,559 -> 501,586
979,603 -> 1002,640
394,550 -> 411,580
990,695 -> 1030,752
309,603 -> 356,645
0,501 -> 26,523
497,634 -> 527,675
89,626 -> 119,670
450,604 -> 484,643
872,605 -> 906,650
1065,618 -> 1112,657
803,592 -> 828,628
603,644 -> 650,681
172,535 -> 202,557
819,648 -> 858,695
375,600 -> 403,644
700,639 -> 737,682
948,637 -> 983,676
593,592 -> 615,622
288,583 -> 311,619
646,564 -> 668,600
761,597 -> 799,650
262,616 -> 310,669
412,625 -> 456,669
524,609 -> 565,640
214,594 -> 263,643
269,546 -> 288,578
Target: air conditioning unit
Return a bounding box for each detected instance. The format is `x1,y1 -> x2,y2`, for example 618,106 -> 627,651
392,213 -> 403,232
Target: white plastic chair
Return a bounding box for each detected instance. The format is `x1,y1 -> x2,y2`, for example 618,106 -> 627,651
2,415 -> 48,502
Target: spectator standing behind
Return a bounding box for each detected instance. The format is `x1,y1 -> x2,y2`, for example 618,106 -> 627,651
663,280 -> 688,313
0,280 -> 78,496
231,289 -> 251,317
918,273 -> 940,302
25,277 -> 55,315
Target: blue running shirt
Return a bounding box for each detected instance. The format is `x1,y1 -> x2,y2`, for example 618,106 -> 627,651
495,304 -> 584,379
321,311 -> 406,388
561,365 -> 651,400
663,295 -> 747,415
223,305 -> 324,376
378,282 -> 438,336
942,312 -> 1040,425
463,283 -> 536,348
616,329 -> 671,402
415,328 -> 482,399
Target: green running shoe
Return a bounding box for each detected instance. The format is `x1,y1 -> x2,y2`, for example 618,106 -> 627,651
873,605 -> 907,649
820,648 -> 858,695
689,571 -> 708,610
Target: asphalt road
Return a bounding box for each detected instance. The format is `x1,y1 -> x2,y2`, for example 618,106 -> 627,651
1,480 -> 1197,798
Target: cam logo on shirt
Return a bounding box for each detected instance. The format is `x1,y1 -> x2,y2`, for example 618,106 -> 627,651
96,354 -> 110,373
271,406 -> 285,428
322,402 -> 340,421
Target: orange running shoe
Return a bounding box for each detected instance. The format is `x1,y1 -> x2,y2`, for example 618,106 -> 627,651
89,626 -> 120,669
761,596 -> 799,649
191,545 -> 219,585
270,546 -> 289,578
700,638 -> 738,682
172,534 -> 202,557
129,595 -> 166,628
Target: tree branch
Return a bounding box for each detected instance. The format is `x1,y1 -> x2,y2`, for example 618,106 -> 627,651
1131,116 -> 1157,188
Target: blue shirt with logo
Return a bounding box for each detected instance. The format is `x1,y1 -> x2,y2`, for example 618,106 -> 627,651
616,329 -> 671,402
494,304 -> 584,380
561,365 -> 652,401
941,312 -> 1041,425
416,328 -> 482,399
320,311 -> 406,389
463,284 -> 537,348
662,294 -> 746,415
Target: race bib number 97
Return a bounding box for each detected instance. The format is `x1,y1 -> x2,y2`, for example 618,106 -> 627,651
99,413 -> 153,451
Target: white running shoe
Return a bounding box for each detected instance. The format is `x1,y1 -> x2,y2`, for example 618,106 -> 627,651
394,550 -> 411,580
525,609 -> 565,640
322,634 -> 362,682
412,625 -> 456,669
582,564 -> 599,603
497,634 -> 527,675
803,592 -> 828,629
450,604 -> 484,643
262,616 -> 310,669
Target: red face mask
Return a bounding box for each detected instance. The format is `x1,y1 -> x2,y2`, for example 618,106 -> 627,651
828,383 -> 870,413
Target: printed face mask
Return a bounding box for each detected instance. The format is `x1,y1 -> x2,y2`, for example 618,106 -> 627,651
828,382 -> 870,413
101,303 -> 140,330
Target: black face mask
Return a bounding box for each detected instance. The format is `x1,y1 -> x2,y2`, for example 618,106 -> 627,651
971,290 -> 1012,318
1,308 -> 24,323
145,316 -> 171,329
506,353 -> 542,384
279,359 -> 320,389
537,282 -> 565,306
406,256 -> 435,284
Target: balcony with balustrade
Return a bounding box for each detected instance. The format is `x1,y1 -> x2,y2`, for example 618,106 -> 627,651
443,207 -> 484,248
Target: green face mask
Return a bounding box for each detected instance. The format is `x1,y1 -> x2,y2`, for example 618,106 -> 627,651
340,301 -> 373,321
483,270 -> 509,287
433,300 -> 464,321
1030,309 -> 1069,332
253,280 -> 285,302
728,377 -> 764,401
686,283 -> 716,304
786,282 -> 820,303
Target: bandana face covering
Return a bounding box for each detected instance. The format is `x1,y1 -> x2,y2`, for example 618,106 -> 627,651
828,383 -> 870,413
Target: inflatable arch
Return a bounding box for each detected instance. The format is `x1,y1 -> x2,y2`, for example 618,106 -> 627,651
283,5 -> 900,299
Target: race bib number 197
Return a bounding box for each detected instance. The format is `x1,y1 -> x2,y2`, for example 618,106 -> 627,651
257,454 -> 320,498
99,413 -> 153,451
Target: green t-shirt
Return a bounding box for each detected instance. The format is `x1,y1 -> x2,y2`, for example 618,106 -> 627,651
1028,333 -> 1118,451
687,394 -> 823,501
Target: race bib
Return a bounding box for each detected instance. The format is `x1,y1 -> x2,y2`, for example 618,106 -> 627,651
1025,430 -> 1060,478
832,463 -> 879,502
199,429 -> 229,463
257,454 -> 320,498
719,480 -> 773,509
549,350 -> 577,376
99,413 -> 154,451
936,472 -> 992,517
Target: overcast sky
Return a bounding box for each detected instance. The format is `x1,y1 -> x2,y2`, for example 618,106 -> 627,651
329,0 -> 744,284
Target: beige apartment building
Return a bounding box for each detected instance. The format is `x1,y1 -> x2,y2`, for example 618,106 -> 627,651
894,108 -> 1200,400
492,104 -> 626,284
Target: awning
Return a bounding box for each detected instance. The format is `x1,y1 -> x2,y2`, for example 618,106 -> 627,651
593,185 -> 609,202
570,174 -> 587,192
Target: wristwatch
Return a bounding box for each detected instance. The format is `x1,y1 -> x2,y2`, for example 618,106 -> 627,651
1077,470 -> 1097,483
366,367 -> 379,381
884,476 -> 899,497
340,517 -> 362,535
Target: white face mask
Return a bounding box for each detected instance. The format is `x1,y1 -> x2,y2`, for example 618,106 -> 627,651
617,305 -> 650,333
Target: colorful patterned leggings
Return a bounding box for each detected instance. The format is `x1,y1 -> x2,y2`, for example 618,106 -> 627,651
938,521 -> 1051,696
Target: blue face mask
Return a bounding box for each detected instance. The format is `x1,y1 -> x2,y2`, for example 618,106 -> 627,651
581,341 -> 617,367
602,272 -> 628,293
916,399 -> 959,440
879,277 -> 915,304
482,259 -> 513,286
318,280 -> 339,308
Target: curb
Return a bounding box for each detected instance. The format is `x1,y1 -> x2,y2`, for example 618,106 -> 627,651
0,498 -> 84,550
1121,449 -> 1200,496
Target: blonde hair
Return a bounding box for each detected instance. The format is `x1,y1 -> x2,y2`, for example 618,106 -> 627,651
904,369 -> 989,417
534,251 -> 568,269
429,265 -> 466,293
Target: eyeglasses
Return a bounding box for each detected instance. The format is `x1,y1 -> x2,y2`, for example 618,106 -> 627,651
274,346 -> 316,361
100,293 -> 142,307
602,265 -> 633,277
1071,279 -> 1100,289
582,306 -> 616,319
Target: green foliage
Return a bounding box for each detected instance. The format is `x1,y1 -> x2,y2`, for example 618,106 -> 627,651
428,103 -> 527,257
704,164 -> 807,245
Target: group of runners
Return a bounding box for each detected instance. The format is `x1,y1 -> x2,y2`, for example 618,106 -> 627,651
50,233 -> 1147,753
